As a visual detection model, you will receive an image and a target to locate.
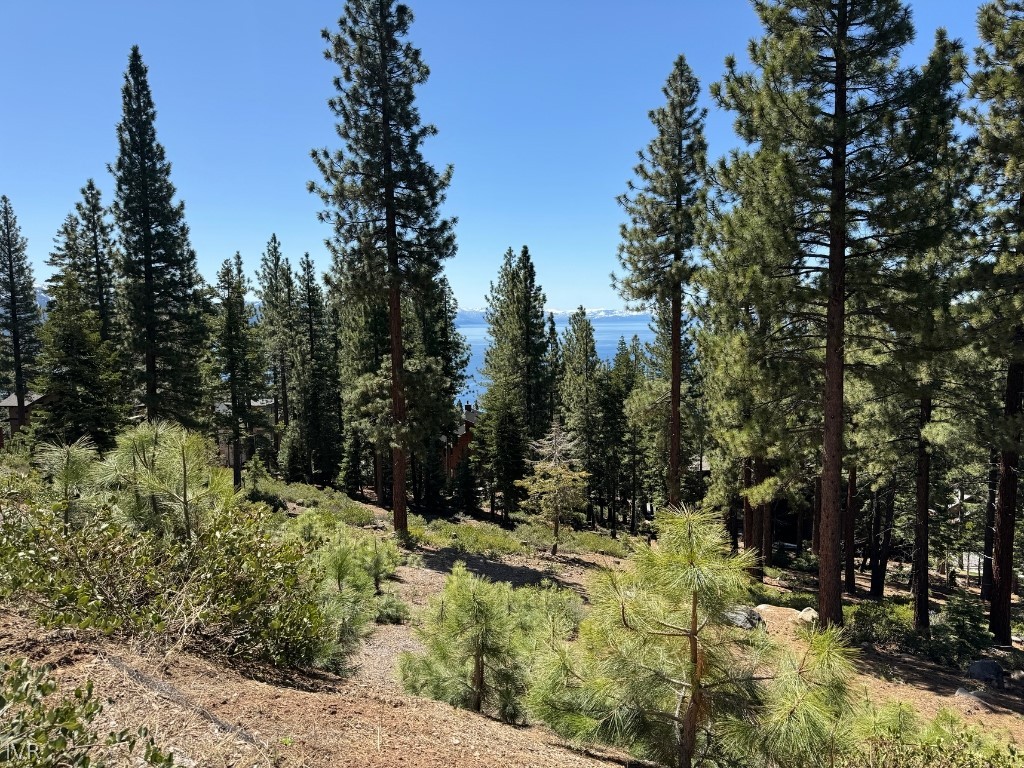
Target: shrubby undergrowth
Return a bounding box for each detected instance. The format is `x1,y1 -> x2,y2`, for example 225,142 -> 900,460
399,563 -> 581,724
0,658 -> 173,767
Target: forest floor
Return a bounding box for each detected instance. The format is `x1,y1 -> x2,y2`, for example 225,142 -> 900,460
4,499 -> 1024,766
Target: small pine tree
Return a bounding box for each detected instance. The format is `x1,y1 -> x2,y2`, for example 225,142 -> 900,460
516,420 -> 588,555
399,563 -> 579,724
530,507 -> 854,768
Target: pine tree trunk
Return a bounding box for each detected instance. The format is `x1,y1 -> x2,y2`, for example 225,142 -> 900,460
819,2 -> 848,628
913,395 -> 932,631
742,458 -> 754,555
678,591 -> 703,768
374,451 -> 385,506
668,276 -> 682,507
377,0 -> 408,534
471,649 -> 485,713
4,231 -> 25,429
761,495 -> 773,574
844,464 -> 857,594
990,353 -> 1024,644
812,475 -> 821,556
750,458 -> 766,581
982,446 -> 998,601
870,487 -> 895,598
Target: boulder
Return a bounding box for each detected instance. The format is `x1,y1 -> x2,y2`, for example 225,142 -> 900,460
954,687 -> 993,712
967,659 -> 1005,688
724,606 -> 766,630
795,607 -> 819,625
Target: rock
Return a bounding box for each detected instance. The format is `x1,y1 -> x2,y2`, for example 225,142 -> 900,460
1011,670 -> 1024,683
724,606 -> 766,630
796,607 -> 819,625
967,659 -> 1005,688
954,687 -> 993,712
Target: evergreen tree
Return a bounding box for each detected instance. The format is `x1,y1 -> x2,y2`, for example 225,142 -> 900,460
312,0 -> 457,533
45,214 -> 84,296
0,195 -> 41,429
280,254 -> 342,484
255,234 -> 295,442
530,507 -> 854,768
559,307 -> 603,522
33,270 -> 122,450
616,54 -> 707,508
214,252 -> 264,489
517,419 -> 588,555
477,246 -> 552,518
75,180 -> 117,342
715,0 -> 931,626
698,148 -> 819,581
971,0 -> 1024,644
110,46 -> 208,426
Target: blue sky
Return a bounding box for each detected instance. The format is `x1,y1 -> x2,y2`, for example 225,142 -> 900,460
0,1 -> 980,310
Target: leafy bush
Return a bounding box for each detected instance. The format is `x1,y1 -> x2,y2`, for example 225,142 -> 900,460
920,593 -> 993,668
421,519 -> 525,556
847,704 -> 1024,767
0,503 -> 359,670
0,658 -> 173,767
399,563 -> 580,724
845,600 -> 913,648
374,591 -> 411,624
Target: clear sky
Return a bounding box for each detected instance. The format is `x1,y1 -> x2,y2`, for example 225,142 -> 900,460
0,1 -> 980,311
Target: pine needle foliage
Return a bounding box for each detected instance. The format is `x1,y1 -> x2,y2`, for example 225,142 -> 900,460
530,507 -> 854,768
399,563 -> 580,724
516,420 -> 588,555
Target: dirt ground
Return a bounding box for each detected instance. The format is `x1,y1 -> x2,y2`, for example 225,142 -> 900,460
4,524 -> 1023,766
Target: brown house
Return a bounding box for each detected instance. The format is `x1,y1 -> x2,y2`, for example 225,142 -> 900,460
444,403 -> 480,476
0,392 -> 52,444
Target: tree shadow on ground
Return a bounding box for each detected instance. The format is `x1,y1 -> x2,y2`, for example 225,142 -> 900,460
857,649 -> 1024,716
418,546 -> 567,589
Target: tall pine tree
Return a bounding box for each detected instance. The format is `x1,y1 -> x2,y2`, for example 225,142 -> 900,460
214,252 -> 264,489
255,234 -> 296,445
110,46 -> 208,426
971,0 -> 1024,643
33,270 -> 122,449
715,0 -> 927,626
477,246 -> 552,517
0,196 -> 41,430
616,54 -> 707,508
312,0 -> 456,533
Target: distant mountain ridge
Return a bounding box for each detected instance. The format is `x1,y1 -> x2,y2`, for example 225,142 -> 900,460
456,307 -> 650,325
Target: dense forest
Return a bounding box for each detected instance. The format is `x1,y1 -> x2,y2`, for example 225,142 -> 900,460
5,1 -> 1024,766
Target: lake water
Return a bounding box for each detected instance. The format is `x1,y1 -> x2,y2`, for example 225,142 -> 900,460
457,310 -> 654,401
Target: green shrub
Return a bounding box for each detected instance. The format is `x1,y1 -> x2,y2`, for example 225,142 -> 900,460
321,527 -> 401,595
564,530 -> 629,559
374,592 -> 411,624
422,519 -> 525,556
399,563 -> 580,724
848,704 -> 1024,767
845,600 -> 913,648
0,503 -> 359,670
919,593 -> 993,668
0,658 -> 173,767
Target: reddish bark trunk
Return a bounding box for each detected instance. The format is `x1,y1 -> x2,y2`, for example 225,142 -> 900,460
990,356 -> 1024,644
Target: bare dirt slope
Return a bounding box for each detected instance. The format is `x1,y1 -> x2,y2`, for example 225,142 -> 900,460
0,608 -> 630,768
5,532 -> 1023,767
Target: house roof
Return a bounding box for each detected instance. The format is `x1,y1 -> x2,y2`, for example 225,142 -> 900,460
0,392 -> 46,408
